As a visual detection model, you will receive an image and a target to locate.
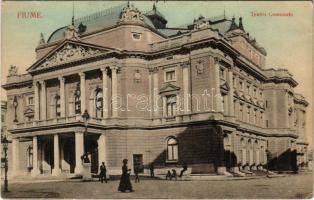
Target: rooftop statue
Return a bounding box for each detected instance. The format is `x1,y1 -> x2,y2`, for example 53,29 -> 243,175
64,24 -> 80,40
38,33 -> 45,45
8,65 -> 18,77
119,5 -> 144,25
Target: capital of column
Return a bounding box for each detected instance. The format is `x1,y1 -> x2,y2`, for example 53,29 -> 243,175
101,67 -> 109,73
110,65 -> 120,72
33,81 -> 39,87
39,80 -> 46,86
58,76 -> 65,82
150,66 -> 158,73
180,61 -> 190,68
214,57 -> 221,64
78,72 -> 85,78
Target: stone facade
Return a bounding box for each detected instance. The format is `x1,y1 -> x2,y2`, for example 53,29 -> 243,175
2,3 -> 309,177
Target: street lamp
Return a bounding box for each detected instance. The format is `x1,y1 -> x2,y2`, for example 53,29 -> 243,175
13,96 -> 18,123
82,110 -> 90,163
2,135 -> 9,192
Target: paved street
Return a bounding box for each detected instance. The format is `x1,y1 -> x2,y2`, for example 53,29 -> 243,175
1,173 -> 313,199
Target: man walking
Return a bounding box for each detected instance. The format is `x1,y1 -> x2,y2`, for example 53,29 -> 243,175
149,162 -> 155,178
99,162 -> 107,183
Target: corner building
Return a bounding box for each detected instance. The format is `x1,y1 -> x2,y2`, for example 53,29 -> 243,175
3,3 -> 309,177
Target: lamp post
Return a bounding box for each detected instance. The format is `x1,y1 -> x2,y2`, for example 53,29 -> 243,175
2,135 -> 9,192
13,96 -> 18,123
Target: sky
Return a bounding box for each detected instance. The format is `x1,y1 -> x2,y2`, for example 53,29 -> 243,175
1,1 -> 313,146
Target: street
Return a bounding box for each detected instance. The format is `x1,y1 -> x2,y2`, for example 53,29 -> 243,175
2,173 -> 313,199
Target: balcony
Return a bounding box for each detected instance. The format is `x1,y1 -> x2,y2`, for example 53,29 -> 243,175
12,115 -> 154,130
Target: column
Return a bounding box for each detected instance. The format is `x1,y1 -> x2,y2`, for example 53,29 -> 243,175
153,67 -> 159,117
182,61 -> 190,114
39,80 -> 47,120
58,77 -> 66,117
162,96 -> 167,117
31,136 -> 40,176
213,57 -> 222,112
111,66 -> 118,118
101,68 -> 109,118
227,70 -> 234,116
79,72 -> 86,114
52,134 -> 61,175
75,132 -> 84,174
97,134 -> 107,167
33,81 -> 40,121
12,138 -> 20,176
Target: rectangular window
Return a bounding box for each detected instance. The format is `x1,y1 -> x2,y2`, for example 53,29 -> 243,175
28,97 -> 34,105
1,114 -> 4,123
165,70 -> 176,82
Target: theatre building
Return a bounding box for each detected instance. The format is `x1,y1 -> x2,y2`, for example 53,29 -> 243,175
2,3 -> 309,177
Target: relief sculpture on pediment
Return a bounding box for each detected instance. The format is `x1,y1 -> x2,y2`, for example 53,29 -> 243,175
40,44 -> 104,68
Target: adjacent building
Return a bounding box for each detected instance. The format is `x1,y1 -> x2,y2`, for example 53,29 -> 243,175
2,3 -> 309,177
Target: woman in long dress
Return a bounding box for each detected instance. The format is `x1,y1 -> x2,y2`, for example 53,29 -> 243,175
118,159 -> 134,192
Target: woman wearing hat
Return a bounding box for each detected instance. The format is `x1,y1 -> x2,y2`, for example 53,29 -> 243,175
118,159 -> 134,192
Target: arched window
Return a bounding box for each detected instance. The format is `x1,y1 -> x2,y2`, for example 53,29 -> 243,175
95,87 -> 103,118
74,84 -> 81,114
167,137 -> 178,161
55,95 -> 61,117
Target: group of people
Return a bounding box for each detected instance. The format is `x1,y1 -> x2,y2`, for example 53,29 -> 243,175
98,159 -> 188,193
165,162 -> 188,180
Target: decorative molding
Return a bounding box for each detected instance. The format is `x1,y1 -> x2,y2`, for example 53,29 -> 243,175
195,60 -> 205,75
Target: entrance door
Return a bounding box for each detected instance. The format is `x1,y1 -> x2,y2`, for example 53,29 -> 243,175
85,138 -> 98,174
63,139 -> 75,173
133,154 -> 144,173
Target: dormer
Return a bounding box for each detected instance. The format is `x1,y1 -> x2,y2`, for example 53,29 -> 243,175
145,4 -> 168,29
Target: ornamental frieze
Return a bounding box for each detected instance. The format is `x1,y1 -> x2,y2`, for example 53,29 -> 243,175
39,43 -> 107,69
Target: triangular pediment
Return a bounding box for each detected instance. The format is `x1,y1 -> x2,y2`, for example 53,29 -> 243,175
27,40 -> 115,73
159,83 -> 180,94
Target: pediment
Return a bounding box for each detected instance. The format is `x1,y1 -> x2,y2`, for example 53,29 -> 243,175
24,107 -> 34,116
159,83 -> 180,94
27,40 -> 114,73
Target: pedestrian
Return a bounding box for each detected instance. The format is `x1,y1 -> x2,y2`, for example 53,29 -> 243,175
134,167 -> 140,183
99,162 -> 107,183
165,170 -> 172,180
179,162 -> 188,177
118,159 -> 134,192
171,169 -> 177,180
149,162 -> 155,178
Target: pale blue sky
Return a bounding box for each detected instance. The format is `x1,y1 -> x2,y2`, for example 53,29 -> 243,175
1,1 -> 313,145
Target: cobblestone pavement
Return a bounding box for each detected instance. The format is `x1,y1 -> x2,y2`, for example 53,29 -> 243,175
1,173 -> 313,199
